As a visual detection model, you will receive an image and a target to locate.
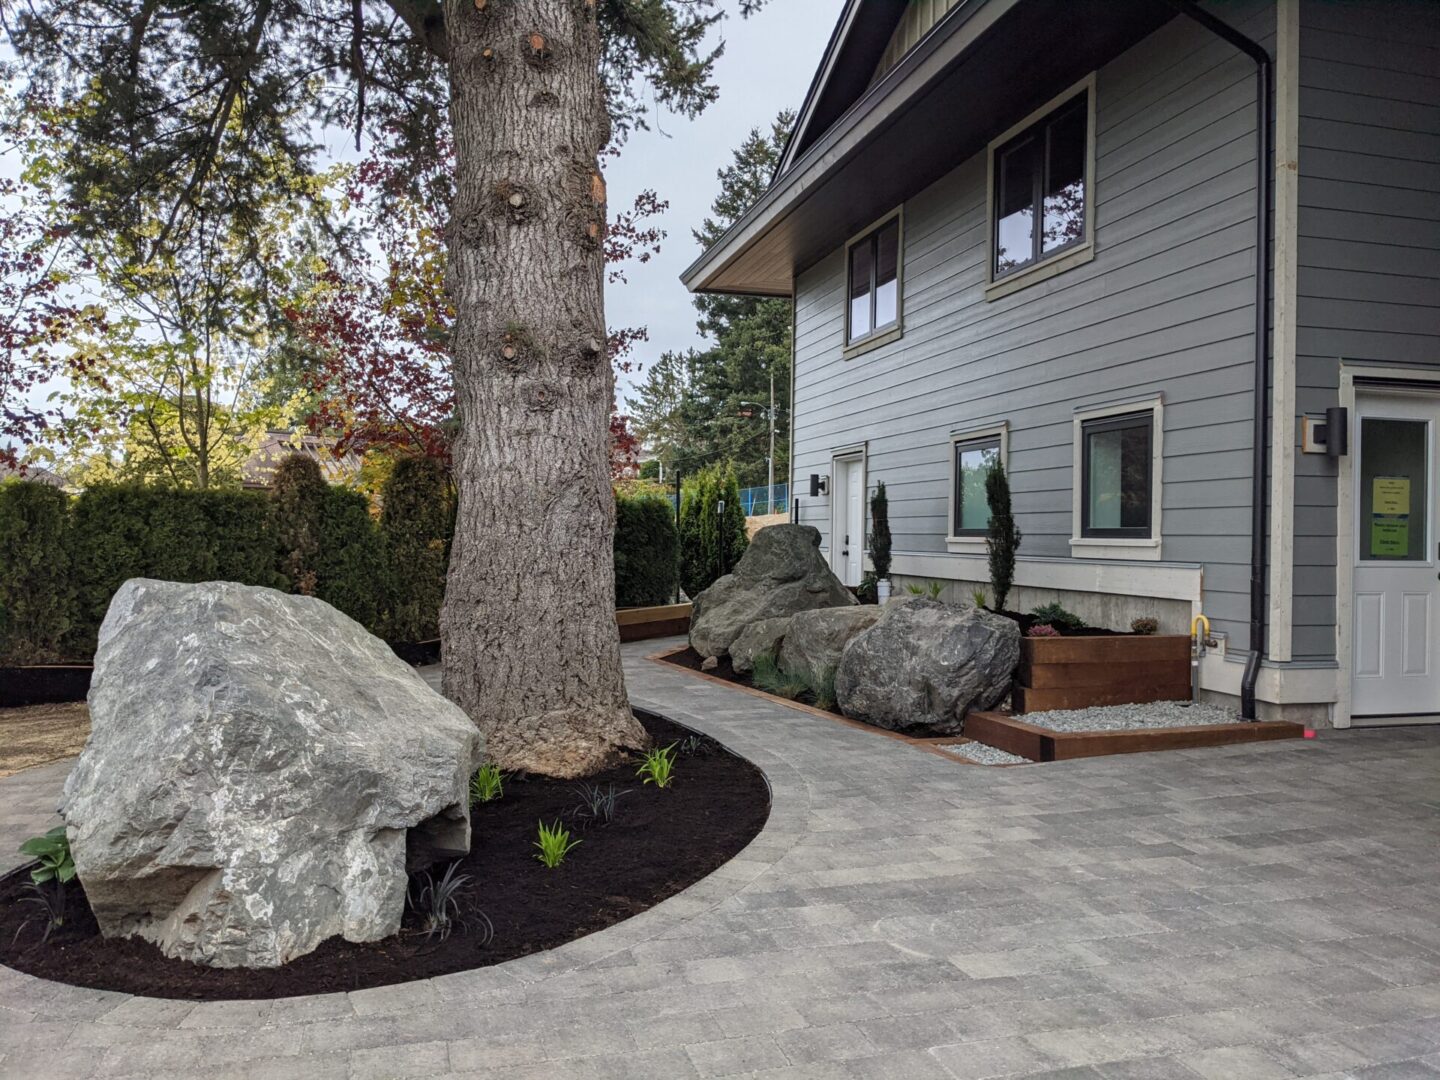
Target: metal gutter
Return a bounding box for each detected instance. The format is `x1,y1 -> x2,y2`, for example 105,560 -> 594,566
1163,0 -> 1273,721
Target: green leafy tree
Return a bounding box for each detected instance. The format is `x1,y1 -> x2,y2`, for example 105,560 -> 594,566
678,462 -> 747,599
2,0 -> 772,778
985,461 -> 1022,611
0,481 -> 73,663
381,455 -> 450,643
632,114 -> 793,487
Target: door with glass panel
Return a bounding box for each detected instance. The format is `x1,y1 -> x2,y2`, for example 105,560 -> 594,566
831,456 -> 864,587
1352,391 -> 1440,720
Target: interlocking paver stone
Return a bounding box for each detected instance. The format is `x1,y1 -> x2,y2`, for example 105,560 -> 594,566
0,637 -> 1438,1078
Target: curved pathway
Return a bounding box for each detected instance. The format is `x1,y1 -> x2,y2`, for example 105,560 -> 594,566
3,639 -> 1440,1079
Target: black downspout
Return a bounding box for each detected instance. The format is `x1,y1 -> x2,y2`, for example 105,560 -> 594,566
1162,1 -> 1273,720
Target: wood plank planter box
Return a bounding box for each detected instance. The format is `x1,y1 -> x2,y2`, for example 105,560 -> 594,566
617,603 -> 692,643
966,709 -> 1305,762
1014,634 -> 1192,713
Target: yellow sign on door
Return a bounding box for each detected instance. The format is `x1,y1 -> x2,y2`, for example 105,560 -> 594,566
1374,476 -> 1411,516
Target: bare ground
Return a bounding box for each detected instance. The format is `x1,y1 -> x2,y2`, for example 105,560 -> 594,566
0,702 -> 89,778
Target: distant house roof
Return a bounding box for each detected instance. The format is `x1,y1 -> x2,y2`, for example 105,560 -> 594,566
241,431 -> 363,488
0,460 -> 67,488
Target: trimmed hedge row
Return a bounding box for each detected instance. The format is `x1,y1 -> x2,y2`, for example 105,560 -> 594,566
0,462 -> 681,664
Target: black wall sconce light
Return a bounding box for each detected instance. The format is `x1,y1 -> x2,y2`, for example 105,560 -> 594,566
1302,407 -> 1349,459
809,473 -> 828,497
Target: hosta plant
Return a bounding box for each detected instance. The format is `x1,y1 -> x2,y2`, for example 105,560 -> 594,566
20,826 -> 75,886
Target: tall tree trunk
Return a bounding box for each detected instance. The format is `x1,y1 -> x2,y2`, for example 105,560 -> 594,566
439,0 -> 648,778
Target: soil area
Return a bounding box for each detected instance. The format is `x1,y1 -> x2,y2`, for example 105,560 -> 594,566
0,710 -> 769,1000
0,702 -> 91,778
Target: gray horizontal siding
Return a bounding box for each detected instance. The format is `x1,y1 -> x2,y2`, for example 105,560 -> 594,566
1292,0 -> 1440,662
791,5 -> 1270,649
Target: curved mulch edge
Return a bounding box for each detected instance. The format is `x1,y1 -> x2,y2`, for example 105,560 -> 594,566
0,704 -> 779,1005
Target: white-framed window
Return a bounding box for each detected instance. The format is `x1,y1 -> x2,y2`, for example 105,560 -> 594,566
843,208 -> 903,356
946,422 -> 1008,554
1070,397 -> 1163,561
985,73 -> 1096,300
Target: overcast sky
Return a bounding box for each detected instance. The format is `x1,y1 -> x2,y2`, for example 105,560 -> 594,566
606,1 -> 834,409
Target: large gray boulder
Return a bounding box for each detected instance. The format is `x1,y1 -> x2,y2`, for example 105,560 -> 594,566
730,615 -> 793,675
836,599 -> 1020,734
690,525 -> 856,660
62,579 -> 484,969
779,606 -> 882,680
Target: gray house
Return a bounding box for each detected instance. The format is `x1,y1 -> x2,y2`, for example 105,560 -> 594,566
683,0 -> 1440,727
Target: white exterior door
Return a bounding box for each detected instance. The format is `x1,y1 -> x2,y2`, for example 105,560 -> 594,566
832,456 -> 865,587
1352,391 -> 1440,720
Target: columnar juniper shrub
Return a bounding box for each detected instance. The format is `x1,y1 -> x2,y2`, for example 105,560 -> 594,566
678,462 -> 747,600
985,460 -> 1022,611
0,481 -> 73,664
614,489 -> 679,607
868,481 -> 892,586
381,456 -> 451,643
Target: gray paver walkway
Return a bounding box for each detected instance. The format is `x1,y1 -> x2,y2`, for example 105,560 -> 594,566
3,637 -> 1440,1079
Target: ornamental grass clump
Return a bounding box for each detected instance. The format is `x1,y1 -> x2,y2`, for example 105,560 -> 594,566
407,861 -> 482,943
469,763 -> 504,805
751,651 -> 809,700
534,820 -> 582,868
637,743 -> 677,788
571,782 -> 630,826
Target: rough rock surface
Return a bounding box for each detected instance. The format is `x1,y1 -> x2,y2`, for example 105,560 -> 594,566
729,616 -> 793,675
778,606 -> 882,680
689,525 -> 856,660
836,599 -> 1020,734
62,579 -> 484,969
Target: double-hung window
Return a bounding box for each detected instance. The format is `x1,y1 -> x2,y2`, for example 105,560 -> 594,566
1080,411 -> 1153,538
846,216 -> 901,346
989,81 -> 1093,290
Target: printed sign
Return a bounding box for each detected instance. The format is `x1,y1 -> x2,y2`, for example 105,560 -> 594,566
1374,476 -> 1411,517
1371,516 -> 1410,557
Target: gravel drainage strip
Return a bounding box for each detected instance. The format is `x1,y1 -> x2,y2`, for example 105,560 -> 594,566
1019,700 -> 1240,733
939,742 -> 1033,765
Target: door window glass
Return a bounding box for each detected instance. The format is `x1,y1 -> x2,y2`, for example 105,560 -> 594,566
1359,417 -> 1428,561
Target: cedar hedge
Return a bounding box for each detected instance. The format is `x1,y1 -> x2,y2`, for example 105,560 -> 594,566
0,455 -> 689,664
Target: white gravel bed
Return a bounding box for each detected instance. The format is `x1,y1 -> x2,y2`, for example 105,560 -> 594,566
1019,699 -> 1241,732
941,742 -> 1032,765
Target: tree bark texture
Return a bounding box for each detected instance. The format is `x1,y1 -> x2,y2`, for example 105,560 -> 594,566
440,0 -> 648,778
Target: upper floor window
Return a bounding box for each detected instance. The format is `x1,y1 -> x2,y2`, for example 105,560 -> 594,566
846,215 -> 900,346
987,79 -> 1094,294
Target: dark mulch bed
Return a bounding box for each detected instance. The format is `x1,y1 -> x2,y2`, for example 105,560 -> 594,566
990,610 -> 1131,637
0,709 -> 769,1001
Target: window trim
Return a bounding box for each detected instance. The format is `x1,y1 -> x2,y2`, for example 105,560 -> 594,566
843,207 -> 904,357
984,73 -> 1097,301
946,422 -> 1008,554
1070,397 -> 1163,561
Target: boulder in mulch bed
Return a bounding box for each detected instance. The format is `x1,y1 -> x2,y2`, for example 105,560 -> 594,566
62,579 -> 483,969
730,615 -> 793,675
836,598 -> 1020,735
689,525 -> 856,660
779,606 -> 882,680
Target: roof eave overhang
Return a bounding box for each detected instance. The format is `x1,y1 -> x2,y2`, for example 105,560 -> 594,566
682,0 -> 1014,297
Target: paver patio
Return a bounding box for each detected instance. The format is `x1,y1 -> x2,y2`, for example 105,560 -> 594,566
2,637 -> 1440,1079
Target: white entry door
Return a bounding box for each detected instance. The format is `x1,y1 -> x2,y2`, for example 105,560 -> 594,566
1352,391 -> 1440,720
832,456 -> 864,587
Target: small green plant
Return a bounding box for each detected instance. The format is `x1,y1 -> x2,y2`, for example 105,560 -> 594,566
808,664 -> 839,712
534,819 -> 582,868
14,881 -> 67,945
678,734 -> 707,757
971,589 -> 989,609
572,782 -> 631,825
469,763 -> 504,805
1131,616 -> 1159,635
20,826 -> 75,886
1030,601 -> 1086,631
905,580 -> 944,600
407,861 -> 484,942
855,572 -> 878,605
637,742 -> 678,788
751,651 -> 810,699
